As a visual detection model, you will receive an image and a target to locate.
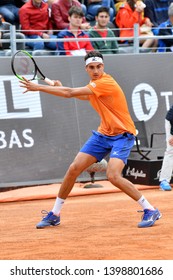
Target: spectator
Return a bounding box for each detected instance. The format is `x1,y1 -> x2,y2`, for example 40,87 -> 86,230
51,0 -> 89,32
0,0 -> 19,27
158,3 -> 173,52
116,0 -> 157,50
57,6 -> 94,55
88,6 -> 119,53
85,0 -> 116,22
0,14 -> 25,51
19,0 -> 57,52
144,0 -> 173,35
159,105 -> 173,191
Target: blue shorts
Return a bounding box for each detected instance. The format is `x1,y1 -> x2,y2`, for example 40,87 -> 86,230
80,130 -> 135,164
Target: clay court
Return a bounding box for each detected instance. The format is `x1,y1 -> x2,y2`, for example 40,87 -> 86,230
0,182 -> 173,260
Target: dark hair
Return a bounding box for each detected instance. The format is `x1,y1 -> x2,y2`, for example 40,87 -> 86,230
96,6 -> 110,16
127,0 -> 136,11
68,6 -> 84,17
84,51 -> 103,62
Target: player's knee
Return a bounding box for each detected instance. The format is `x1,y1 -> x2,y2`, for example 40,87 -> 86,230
106,171 -> 120,184
68,162 -> 81,176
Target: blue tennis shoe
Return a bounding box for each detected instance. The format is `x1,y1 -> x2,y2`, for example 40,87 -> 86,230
36,210 -> 60,229
160,180 -> 172,191
138,208 -> 161,228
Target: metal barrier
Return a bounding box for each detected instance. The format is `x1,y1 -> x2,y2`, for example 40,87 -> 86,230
1,24 -> 172,56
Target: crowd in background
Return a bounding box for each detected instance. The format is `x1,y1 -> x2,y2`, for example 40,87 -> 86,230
1,0 -> 173,55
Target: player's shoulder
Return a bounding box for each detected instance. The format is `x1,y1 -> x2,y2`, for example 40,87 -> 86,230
94,73 -> 115,87
101,73 -> 115,81
102,73 -> 119,88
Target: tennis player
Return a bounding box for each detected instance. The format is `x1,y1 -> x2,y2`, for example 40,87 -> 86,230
20,50 -> 161,228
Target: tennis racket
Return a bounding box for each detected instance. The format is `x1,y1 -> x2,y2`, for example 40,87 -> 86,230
11,50 -> 54,86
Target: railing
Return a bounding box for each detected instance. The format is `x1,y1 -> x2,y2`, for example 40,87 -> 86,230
0,24 -> 173,56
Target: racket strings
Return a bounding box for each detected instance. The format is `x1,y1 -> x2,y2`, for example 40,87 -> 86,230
13,52 -> 36,79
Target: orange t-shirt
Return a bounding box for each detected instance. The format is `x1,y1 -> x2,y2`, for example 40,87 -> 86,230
87,73 -> 136,136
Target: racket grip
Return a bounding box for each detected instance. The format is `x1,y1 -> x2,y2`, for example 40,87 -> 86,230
44,77 -> 55,86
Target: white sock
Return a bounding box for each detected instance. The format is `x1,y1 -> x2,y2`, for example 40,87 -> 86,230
137,195 -> 154,210
52,197 -> 65,216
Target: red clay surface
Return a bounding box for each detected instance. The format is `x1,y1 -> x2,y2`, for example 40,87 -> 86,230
1,186 -> 173,260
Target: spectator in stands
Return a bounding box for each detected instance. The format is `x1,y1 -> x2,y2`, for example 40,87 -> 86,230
85,0 -> 116,22
158,3 -> 173,52
159,105 -> 173,191
57,6 -> 94,55
144,0 -> 173,35
0,0 -> 19,27
51,0 -> 89,32
88,6 -> 119,53
116,0 -> 157,50
19,0 -> 57,52
0,14 -> 25,51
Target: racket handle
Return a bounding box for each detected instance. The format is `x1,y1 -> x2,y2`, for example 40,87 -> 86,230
44,77 -> 55,86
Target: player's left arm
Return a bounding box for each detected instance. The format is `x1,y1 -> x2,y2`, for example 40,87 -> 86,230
19,77 -> 93,100
53,80 -> 90,100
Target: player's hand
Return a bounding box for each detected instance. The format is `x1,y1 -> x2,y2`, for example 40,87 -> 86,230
19,77 -> 39,93
53,80 -> 63,86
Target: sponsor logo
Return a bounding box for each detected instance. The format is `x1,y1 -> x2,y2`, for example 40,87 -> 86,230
0,129 -> 34,149
112,151 -> 119,155
132,83 -> 158,121
154,169 -> 173,181
154,169 -> 161,180
125,167 -> 146,179
90,82 -> 96,88
0,76 -> 42,119
0,76 -> 42,149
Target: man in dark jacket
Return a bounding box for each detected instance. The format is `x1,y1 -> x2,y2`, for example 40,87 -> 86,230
144,0 -> 173,34
158,2 -> 173,51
